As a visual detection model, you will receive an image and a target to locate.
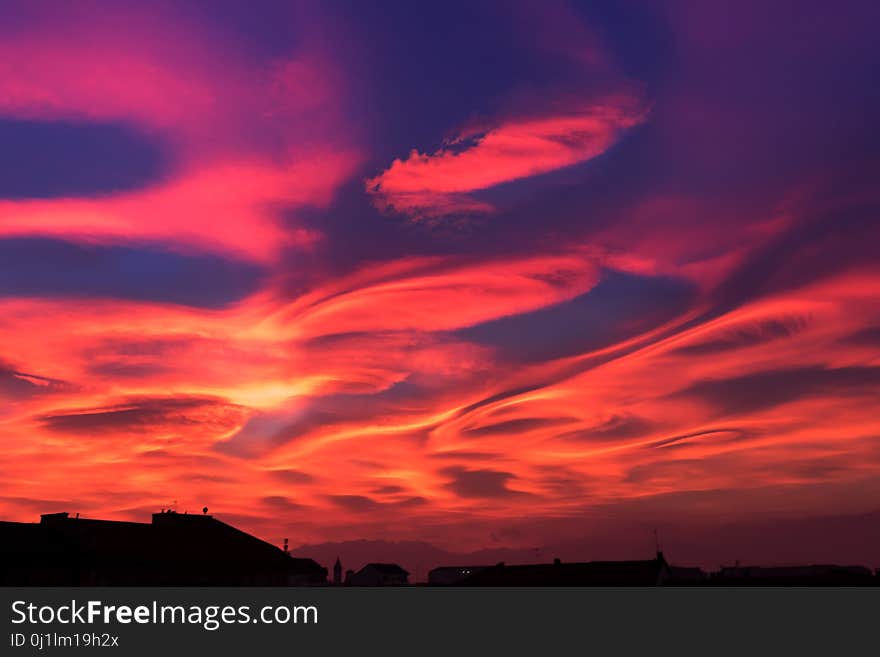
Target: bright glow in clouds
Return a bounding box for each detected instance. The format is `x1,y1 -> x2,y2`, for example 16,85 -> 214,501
1,0 -> 879,564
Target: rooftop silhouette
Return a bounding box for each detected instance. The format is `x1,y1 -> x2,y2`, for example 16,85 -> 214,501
1,512 -> 877,586
0,511 -> 326,586
345,563 -> 409,586
454,554 -> 671,586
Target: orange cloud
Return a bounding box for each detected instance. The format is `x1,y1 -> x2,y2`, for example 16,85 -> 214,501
2,266 -> 879,550
263,253 -> 600,337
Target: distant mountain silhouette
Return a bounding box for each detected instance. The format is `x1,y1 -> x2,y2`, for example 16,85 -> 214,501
296,508 -> 880,582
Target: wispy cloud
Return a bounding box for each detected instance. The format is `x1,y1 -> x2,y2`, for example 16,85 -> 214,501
366,96 -> 646,220
0,0 -> 878,560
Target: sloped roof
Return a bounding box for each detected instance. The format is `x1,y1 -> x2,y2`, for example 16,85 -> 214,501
363,562 -> 409,576
0,512 -> 327,581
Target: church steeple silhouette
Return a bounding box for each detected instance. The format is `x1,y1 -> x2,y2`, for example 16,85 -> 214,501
333,556 -> 342,585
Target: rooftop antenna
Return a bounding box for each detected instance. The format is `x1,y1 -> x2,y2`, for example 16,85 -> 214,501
653,528 -> 664,558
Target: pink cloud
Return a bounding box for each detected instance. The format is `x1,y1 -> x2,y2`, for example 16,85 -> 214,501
366,96 -> 647,219
0,3 -> 361,261
0,152 -> 360,262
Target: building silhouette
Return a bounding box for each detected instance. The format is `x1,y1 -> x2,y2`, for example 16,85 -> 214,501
2,512 -> 876,586
428,565 -> 491,586
0,511 -> 327,586
711,564 -> 875,586
345,562 -> 409,586
458,554 -> 672,586
666,565 -> 707,584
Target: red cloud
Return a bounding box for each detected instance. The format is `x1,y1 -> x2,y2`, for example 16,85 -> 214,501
366,96 -> 647,219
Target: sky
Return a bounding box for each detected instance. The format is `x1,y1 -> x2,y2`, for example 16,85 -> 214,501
1,0 -> 879,565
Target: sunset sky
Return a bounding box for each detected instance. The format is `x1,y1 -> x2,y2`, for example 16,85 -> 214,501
2,0 -> 879,564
